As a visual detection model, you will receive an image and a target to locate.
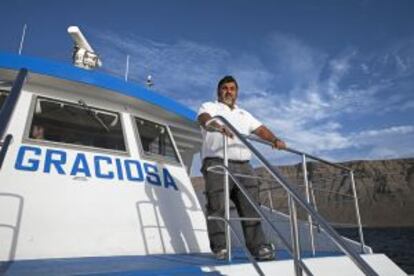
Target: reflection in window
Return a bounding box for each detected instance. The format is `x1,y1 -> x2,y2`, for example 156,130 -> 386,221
135,117 -> 179,163
29,97 -> 126,151
0,90 -> 9,111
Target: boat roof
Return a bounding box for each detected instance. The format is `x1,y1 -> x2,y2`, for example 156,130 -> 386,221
0,51 -> 197,122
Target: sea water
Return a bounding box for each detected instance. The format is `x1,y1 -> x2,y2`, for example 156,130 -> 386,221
336,227 -> 414,274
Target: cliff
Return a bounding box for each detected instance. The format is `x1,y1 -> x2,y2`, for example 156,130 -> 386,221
191,158 -> 414,227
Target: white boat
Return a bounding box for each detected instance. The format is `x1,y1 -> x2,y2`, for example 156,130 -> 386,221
0,27 -> 408,275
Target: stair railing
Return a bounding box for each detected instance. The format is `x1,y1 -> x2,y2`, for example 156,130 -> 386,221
207,163 -> 314,276
246,134 -> 366,254
205,115 -> 378,276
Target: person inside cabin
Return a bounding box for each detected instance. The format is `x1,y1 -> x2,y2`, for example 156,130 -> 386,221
31,125 -> 45,140
197,75 -> 286,261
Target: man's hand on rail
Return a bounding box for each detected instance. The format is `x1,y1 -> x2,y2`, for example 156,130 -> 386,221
272,138 -> 286,150
198,113 -> 233,138
218,125 -> 234,138
253,125 -> 286,150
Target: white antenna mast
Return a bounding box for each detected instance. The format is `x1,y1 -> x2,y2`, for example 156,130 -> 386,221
125,55 -> 130,82
18,24 -> 27,55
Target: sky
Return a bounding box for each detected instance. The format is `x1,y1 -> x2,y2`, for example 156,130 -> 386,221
1,0 -> 414,173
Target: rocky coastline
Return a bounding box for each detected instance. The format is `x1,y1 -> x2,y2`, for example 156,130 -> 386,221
191,158 -> 414,227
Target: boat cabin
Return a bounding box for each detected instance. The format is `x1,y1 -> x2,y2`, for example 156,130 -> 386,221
0,52 -> 210,261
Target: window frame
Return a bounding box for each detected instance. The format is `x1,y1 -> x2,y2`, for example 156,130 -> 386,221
131,114 -> 183,166
23,95 -> 130,156
0,89 -> 10,111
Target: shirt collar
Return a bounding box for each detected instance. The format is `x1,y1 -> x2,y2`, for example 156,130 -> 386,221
215,100 -> 238,110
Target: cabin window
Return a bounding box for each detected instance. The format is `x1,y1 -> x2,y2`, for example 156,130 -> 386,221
135,117 -> 179,163
0,90 -> 8,110
28,97 -> 126,151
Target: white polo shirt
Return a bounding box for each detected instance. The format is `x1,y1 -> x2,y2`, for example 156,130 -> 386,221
197,101 -> 262,161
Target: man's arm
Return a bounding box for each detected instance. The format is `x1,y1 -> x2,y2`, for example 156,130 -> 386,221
253,125 -> 286,150
198,113 -> 233,138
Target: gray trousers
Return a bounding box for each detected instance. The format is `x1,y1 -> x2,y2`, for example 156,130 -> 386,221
201,158 -> 267,254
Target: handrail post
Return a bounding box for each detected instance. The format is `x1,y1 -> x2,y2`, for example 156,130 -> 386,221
349,170 -> 366,252
302,154 -> 316,256
309,180 -> 321,234
213,165 -> 314,276
289,195 -> 303,276
268,187 -> 274,210
223,134 -> 231,261
309,180 -> 318,213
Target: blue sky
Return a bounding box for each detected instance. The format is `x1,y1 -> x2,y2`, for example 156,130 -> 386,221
1,0 -> 414,170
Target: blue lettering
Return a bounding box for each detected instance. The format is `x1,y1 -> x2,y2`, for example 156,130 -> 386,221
14,146 -> 41,171
44,149 -> 66,175
115,158 -> 124,180
144,163 -> 161,186
163,168 -> 178,190
70,153 -> 91,177
125,160 -> 144,182
14,146 -> 180,192
95,156 -> 114,179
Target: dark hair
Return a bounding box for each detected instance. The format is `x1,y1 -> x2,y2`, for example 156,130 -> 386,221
217,75 -> 238,97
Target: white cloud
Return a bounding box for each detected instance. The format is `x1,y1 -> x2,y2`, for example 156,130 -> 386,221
238,34 -> 414,162
400,100 -> 414,111
92,30 -> 414,168
265,32 -> 326,88
353,125 -> 414,138
361,63 -> 369,74
95,31 -> 230,106
350,125 -> 414,159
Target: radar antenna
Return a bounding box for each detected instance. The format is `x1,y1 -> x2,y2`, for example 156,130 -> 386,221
67,26 -> 102,70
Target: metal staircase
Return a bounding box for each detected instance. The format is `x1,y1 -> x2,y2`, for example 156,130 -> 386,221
204,115 -> 378,276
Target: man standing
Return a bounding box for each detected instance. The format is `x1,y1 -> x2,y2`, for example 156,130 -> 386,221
198,75 -> 286,261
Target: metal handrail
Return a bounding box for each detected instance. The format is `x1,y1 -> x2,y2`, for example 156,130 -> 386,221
207,165 -> 314,276
206,115 -> 378,276
213,172 -> 356,199
246,135 -> 352,171
245,134 -> 366,252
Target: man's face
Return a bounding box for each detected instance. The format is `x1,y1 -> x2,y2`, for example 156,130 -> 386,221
218,81 -> 238,108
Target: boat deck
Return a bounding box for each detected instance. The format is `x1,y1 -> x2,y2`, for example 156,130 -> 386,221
0,249 -> 344,275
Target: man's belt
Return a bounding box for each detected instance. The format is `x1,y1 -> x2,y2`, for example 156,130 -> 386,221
203,157 -> 249,164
